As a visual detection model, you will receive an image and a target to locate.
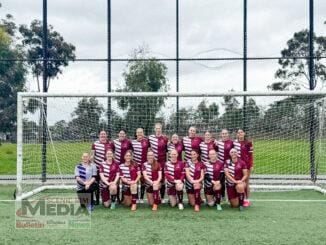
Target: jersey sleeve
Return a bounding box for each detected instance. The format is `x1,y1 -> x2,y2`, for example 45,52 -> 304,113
180,162 -> 186,181
164,164 -> 174,182
91,143 -> 95,151
92,164 -> 98,177
74,165 -> 80,178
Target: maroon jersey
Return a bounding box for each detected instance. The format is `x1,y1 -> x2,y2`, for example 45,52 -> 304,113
149,135 -> 168,164
224,159 -> 248,187
182,136 -> 203,161
215,139 -> 234,163
164,160 -> 185,188
185,160 -> 205,190
131,138 -> 150,165
199,140 -> 218,163
204,160 -> 224,189
91,140 -> 115,169
119,163 -> 140,182
167,141 -> 184,161
113,138 -> 132,165
142,162 -> 161,188
99,161 -> 120,188
234,139 -> 253,168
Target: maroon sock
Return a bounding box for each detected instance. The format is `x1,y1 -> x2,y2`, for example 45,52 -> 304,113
214,190 -> 221,205
177,191 -> 183,203
153,190 -> 159,205
131,194 -> 137,205
194,189 -> 201,205
238,192 -> 244,207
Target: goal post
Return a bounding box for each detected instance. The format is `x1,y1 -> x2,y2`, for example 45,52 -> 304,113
16,91 -> 326,200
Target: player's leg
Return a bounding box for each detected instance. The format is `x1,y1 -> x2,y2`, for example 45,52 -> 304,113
235,182 -> 246,211
152,182 -> 161,211
244,167 -> 252,207
227,186 -> 239,208
213,181 -> 222,211
167,185 -> 177,207
130,183 -> 138,211
94,174 -> 100,205
160,173 -> 166,203
109,183 -> 117,209
77,189 -> 87,208
122,186 -> 132,206
193,182 -> 202,212
205,187 -> 215,207
101,187 -> 111,208
220,172 -> 226,201
176,182 -> 184,210
146,186 -> 154,206
140,176 -> 146,203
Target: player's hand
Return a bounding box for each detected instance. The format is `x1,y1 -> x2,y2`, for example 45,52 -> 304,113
85,184 -> 90,190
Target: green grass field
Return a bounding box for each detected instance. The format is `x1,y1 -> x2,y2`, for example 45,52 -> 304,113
1,185 -> 326,244
1,139 -> 325,175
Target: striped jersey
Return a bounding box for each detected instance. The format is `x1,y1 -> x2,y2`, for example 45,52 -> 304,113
91,140 -> 115,169
233,139 -> 253,168
119,163 -> 140,183
99,161 -> 120,188
199,140 -> 218,163
74,163 -> 97,191
203,160 -> 224,188
164,161 -> 185,187
182,136 -> 203,161
141,162 -> 161,188
113,138 -> 132,165
185,160 -> 205,190
131,138 -> 150,165
224,159 -> 247,187
215,139 -> 234,163
167,141 -> 184,161
148,135 -> 168,163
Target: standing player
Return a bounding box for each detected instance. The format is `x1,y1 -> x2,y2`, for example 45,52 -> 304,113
131,128 -> 150,203
167,134 -> 184,161
185,150 -> 205,212
204,149 -> 224,211
182,126 -> 203,162
165,149 -> 185,210
234,128 -> 253,206
91,130 -> 115,205
142,150 -> 162,211
148,123 -> 168,201
99,149 -> 120,209
113,129 -> 133,165
199,131 -> 218,163
75,152 -> 97,212
119,150 -> 141,211
224,148 -> 249,211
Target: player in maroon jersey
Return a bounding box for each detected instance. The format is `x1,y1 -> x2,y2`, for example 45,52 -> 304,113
119,150 -> 141,211
199,131 -> 218,163
149,123 -> 168,201
182,126 -> 203,162
204,149 -> 224,211
142,149 -> 162,211
167,134 -> 184,161
185,150 -> 205,212
165,149 -> 185,210
224,148 -> 249,211
113,129 -> 133,165
91,130 -> 115,205
99,149 -> 120,209
234,128 -> 253,207
131,128 -> 150,203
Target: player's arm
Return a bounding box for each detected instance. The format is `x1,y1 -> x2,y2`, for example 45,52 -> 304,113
194,169 -> 205,184
185,167 -> 194,184
142,169 -> 153,186
241,169 -> 249,182
84,165 -> 97,188
164,165 -> 174,182
75,166 -> 85,186
112,166 -> 120,185
224,168 -> 237,184
179,165 -> 186,183
154,168 -> 162,185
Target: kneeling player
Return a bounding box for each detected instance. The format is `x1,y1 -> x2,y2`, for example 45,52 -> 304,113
119,150 -> 141,211
99,149 -> 120,209
204,149 -> 224,211
165,149 -> 185,210
142,149 -> 162,211
185,150 -> 205,212
224,148 -> 249,211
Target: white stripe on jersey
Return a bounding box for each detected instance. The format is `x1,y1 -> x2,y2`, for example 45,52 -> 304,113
185,160 -> 195,190
100,163 -> 110,188
148,135 -> 159,158
183,137 -> 192,161
93,141 -> 105,167
165,161 -> 176,187
204,162 -> 213,188
131,140 -> 142,163
216,140 -> 225,162
199,142 -> 208,163
225,159 -> 235,186
113,139 -> 122,164
233,140 -> 241,158
119,165 -> 131,181
143,162 -> 153,188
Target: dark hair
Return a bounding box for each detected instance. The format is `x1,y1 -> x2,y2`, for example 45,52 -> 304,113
124,150 -> 136,166
147,149 -> 160,171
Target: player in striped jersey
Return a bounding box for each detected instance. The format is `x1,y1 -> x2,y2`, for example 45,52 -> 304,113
204,149 -> 224,211
142,149 -> 162,211
99,149 -> 120,209
148,123 -> 168,201
182,126 -> 203,162
199,131 -> 218,163
119,150 -> 141,211
167,134 -> 184,161
185,150 -> 205,212
234,128 -> 253,207
164,149 -> 185,210
131,128 -> 150,203
91,130 -> 115,205
224,148 -> 249,211
75,152 -> 97,212
113,129 -> 133,165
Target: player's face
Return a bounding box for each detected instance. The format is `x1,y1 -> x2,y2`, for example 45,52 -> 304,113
221,129 -> 229,141
106,150 -> 114,162
124,152 -> 132,164
136,128 -> 144,140
170,150 -> 178,162
191,151 -> 198,162
188,127 -> 196,138
204,131 -> 212,142
208,149 -> 217,162
171,134 -> 179,144
99,131 -> 107,143
147,151 -> 155,163
82,153 -> 90,163
155,124 -> 162,136
237,129 -> 245,141
229,149 -> 238,159
119,130 -> 126,140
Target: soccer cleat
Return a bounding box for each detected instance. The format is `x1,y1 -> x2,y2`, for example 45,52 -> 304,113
131,204 -> 137,211
161,199 -> 166,204
110,202 -> 116,210
216,204 -> 222,211
152,204 -> 158,211
139,199 -> 144,204
178,203 -> 184,210
239,205 -> 244,212
86,204 -> 94,213
194,205 -> 200,212
243,200 -> 250,207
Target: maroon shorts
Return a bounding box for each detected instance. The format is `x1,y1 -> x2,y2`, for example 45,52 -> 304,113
101,188 -> 110,202
227,186 -> 238,200
122,185 -> 131,196
204,186 -> 214,195
167,185 -> 176,196
186,188 -> 195,194
146,186 -> 153,194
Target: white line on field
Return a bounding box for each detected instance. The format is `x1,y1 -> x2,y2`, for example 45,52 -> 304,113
250,199 -> 326,202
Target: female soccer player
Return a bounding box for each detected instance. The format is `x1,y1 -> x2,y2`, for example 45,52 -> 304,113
204,149 -> 224,211
185,150 -> 205,212
167,134 -> 184,161
142,149 -> 162,211
234,128 -> 253,206
91,130 -> 115,205
199,131 -> 218,163
119,150 -> 141,211
131,128 -> 150,203
75,152 -> 97,212
99,149 -> 120,209
113,129 -> 133,165
224,148 -> 249,211
149,123 -> 168,201
165,149 -> 185,210
182,126 -> 203,162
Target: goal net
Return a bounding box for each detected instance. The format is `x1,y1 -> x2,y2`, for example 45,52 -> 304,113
16,91 -> 326,200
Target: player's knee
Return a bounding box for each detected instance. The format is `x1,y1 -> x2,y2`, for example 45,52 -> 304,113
130,184 -> 137,194
103,201 -> 110,208
213,182 -> 221,190
109,185 -> 117,194
176,183 -> 183,191
194,183 -> 201,190
236,183 -> 245,193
